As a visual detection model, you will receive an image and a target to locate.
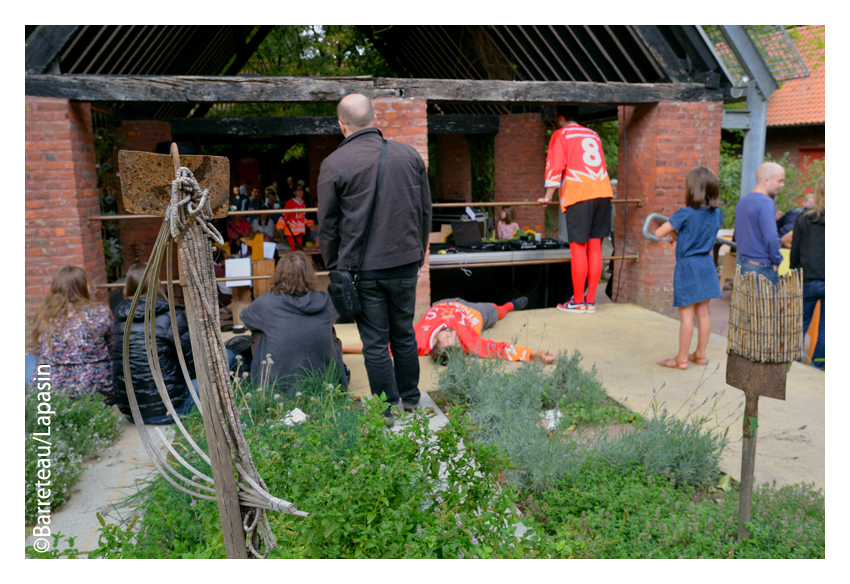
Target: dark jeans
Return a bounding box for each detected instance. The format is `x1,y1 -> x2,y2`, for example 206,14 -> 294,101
355,277 -> 421,414
736,257 -> 779,286
802,280 -> 825,370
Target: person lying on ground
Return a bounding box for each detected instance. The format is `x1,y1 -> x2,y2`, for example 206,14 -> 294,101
342,297 -> 555,365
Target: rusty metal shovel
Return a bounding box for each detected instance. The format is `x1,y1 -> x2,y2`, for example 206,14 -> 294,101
118,149 -> 230,218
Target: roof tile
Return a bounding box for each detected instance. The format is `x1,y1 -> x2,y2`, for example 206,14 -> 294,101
767,26 -> 825,127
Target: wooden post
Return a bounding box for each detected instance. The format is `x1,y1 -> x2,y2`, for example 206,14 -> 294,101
738,388 -> 759,543
252,258 -> 275,297
169,143 -> 247,558
231,286 -> 252,326
177,251 -> 248,559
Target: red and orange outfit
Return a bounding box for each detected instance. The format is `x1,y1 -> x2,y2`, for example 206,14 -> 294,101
414,302 -> 533,362
277,198 -> 313,251
545,123 -> 614,306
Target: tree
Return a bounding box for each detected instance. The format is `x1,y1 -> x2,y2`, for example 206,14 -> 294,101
208,26 -> 394,118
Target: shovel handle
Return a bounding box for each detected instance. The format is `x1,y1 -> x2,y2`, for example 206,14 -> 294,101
170,142 -> 181,175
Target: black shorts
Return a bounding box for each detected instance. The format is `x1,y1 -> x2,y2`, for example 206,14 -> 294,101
564,197 -> 612,243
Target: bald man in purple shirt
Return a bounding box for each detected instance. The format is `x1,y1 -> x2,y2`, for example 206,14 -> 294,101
735,162 -> 785,286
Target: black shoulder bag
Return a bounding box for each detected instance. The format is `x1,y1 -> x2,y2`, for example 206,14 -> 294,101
327,138 -> 387,319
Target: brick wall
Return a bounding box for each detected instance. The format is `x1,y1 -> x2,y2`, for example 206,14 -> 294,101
308,134 -> 342,206
372,97 -> 430,317
611,102 -> 723,317
113,121 -> 173,275
765,125 -> 825,170
436,134 -> 472,201
494,114 -> 546,232
25,97 -> 107,337
373,98 -> 428,165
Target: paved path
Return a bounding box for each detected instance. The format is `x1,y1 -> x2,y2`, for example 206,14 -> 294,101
25,419 -> 169,554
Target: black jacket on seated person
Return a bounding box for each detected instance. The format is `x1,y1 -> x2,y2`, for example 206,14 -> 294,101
112,297 -> 196,420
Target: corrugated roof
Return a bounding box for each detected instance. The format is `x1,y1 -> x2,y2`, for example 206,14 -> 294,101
767,26 -> 825,127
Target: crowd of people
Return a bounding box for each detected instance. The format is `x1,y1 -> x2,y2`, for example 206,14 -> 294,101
25,97 -> 825,430
226,177 -> 317,254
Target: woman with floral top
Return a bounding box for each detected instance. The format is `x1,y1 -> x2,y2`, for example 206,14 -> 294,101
27,266 -> 113,399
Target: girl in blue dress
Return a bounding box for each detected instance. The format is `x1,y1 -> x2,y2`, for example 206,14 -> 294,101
654,167 -> 723,370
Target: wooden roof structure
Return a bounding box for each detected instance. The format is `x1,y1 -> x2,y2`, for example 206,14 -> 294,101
361,25 -> 735,118
26,25 -> 735,130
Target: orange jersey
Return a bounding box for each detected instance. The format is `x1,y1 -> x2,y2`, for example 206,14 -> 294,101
545,123 -> 614,212
278,198 -> 308,235
415,302 -> 534,363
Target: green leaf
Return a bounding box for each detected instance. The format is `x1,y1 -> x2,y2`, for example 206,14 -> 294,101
718,474 -> 732,492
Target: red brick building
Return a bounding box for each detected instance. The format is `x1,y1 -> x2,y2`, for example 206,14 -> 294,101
26,25 -> 744,332
764,26 -> 825,173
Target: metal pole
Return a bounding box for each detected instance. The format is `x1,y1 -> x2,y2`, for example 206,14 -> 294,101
740,80 -> 769,198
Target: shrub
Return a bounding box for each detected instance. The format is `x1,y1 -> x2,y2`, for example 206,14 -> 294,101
43,366 -> 532,559
528,464 -> 824,559
24,393 -> 123,524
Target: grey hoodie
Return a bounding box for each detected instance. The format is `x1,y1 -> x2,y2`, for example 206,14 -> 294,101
239,289 -> 347,394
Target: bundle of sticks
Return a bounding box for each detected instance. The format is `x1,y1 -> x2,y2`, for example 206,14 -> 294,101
726,265 -> 804,363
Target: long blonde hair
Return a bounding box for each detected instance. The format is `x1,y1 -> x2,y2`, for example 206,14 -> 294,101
805,176 -> 825,221
31,266 -> 93,353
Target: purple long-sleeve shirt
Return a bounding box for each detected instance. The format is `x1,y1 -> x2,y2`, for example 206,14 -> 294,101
734,192 -> 783,266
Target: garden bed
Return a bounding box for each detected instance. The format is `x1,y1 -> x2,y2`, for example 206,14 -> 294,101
29,351 -> 825,559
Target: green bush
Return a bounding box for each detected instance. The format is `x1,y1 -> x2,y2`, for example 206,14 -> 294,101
46,367 -> 532,559
24,393 -> 123,524
527,464 -> 824,559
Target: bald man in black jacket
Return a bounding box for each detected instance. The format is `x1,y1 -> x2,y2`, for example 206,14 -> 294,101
318,94 -> 432,427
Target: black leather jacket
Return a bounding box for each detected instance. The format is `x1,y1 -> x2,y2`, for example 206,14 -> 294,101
317,128 -> 432,272
112,297 -> 196,419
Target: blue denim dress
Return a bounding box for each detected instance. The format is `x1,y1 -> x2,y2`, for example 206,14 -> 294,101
669,206 -> 724,307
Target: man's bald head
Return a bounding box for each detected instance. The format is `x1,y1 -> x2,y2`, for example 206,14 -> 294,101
755,162 -> 784,183
753,161 -> 785,198
337,94 -> 375,135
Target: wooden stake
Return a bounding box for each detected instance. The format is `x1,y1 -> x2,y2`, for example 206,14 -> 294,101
172,144 -> 248,559
738,388 -> 759,543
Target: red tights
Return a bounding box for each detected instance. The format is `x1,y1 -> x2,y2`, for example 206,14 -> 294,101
492,302 -> 514,321
569,239 -> 602,304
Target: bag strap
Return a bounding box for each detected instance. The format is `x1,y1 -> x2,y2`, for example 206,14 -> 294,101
354,138 -> 387,282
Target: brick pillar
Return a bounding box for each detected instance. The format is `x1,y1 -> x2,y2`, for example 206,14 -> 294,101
372,97 -> 431,318
308,134 -> 342,206
611,102 -> 722,317
113,121 -> 172,275
494,114 -> 546,232
436,134 -> 472,201
25,97 -> 107,337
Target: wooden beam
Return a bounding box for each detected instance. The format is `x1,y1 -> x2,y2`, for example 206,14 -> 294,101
25,74 -> 724,105
168,114 -> 500,136
25,26 -> 80,74
428,114 -> 500,134
630,26 -> 693,83
169,116 -> 342,137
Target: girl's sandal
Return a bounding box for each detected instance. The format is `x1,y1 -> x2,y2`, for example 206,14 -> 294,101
659,356 -> 688,370
689,353 -> 709,366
